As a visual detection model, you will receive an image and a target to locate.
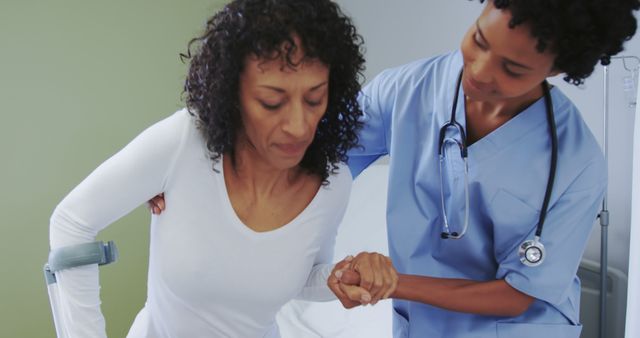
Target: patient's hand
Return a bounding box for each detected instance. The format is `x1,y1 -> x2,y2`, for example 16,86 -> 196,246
337,252 -> 398,305
328,256 -> 371,308
147,193 -> 165,214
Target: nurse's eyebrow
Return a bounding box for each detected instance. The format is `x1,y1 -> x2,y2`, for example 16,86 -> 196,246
475,20 -> 490,47
504,59 -> 533,71
476,20 -> 533,71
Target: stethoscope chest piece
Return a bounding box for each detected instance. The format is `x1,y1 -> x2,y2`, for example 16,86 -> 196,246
518,237 -> 546,267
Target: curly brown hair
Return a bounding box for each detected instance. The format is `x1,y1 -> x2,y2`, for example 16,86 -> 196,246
181,0 -> 365,182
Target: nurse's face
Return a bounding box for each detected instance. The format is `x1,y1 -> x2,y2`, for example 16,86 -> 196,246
460,1 -> 559,102
238,45 -> 329,171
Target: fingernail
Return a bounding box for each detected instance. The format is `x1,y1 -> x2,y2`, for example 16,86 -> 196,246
345,255 -> 353,261
361,294 -> 371,303
335,270 -> 343,279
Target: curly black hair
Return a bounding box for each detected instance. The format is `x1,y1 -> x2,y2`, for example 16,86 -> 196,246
180,0 -> 365,182
478,0 -> 640,85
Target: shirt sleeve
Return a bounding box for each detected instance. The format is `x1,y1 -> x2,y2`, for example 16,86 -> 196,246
347,69 -> 395,179
494,158 -> 607,305
294,258 -> 336,301
296,166 -> 352,301
49,110 -> 188,337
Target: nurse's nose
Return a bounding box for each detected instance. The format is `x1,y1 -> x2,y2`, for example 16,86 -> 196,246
470,53 -> 494,84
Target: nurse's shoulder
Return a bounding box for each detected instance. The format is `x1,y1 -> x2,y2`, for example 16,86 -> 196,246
549,88 -> 607,194
368,50 -> 461,90
360,50 -> 462,114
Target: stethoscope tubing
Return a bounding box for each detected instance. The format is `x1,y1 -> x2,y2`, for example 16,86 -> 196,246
440,69 -> 558,249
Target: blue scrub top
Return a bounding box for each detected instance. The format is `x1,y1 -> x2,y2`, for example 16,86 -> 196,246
347,51 -> 606,338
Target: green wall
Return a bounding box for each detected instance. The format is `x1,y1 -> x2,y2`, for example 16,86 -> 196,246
0,1 -> 226,336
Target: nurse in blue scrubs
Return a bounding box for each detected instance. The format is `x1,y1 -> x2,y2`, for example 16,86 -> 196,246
329,0 -> 639,337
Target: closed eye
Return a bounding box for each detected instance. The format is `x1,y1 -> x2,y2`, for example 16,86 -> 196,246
305,99 -> 323,107
260,101 -> 282,110
473,32 -> 488,50
503,65 -> 523,78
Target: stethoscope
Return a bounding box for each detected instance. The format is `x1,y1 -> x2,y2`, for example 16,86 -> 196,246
437,69 -> 558,267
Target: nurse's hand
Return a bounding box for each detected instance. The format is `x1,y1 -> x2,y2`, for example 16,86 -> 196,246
328,256 -> 372,308
341,252 -> 398,305
148,193 -> 165,214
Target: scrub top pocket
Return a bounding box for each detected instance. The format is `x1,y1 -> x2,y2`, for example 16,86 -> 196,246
496,321 -> 582,338
392,308 -> 409,338
489,189 -> 540,262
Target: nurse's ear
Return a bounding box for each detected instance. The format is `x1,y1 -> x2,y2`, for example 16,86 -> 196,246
547,68 -> 562,78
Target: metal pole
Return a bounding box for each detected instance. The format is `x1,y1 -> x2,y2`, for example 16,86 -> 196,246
599,61 -> 610,338
597,55 -> 640,338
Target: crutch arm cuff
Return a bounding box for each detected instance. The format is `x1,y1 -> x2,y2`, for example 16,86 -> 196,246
44,241 -> 118,285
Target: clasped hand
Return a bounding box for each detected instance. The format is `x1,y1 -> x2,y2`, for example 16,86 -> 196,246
328,252 -> 398,308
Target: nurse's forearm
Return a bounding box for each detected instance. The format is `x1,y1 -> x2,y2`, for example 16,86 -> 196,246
392,274 -> 534,317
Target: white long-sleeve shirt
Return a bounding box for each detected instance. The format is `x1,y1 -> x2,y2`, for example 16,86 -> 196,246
49,109 -> 352,338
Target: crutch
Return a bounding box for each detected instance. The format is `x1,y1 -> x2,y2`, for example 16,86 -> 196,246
43,241 -> 118,337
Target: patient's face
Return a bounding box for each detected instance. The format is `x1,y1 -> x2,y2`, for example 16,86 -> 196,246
237,42 -> 329,171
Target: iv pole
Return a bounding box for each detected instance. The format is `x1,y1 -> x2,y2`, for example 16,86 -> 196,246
599,55 -> 640,338
600,55 -> 610,338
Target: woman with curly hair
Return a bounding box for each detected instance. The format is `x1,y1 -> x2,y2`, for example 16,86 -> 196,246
327,0 -> 639,337
47,0 -> 396,337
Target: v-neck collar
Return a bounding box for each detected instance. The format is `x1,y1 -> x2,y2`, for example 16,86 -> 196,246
448,71 -> 552,166
214,155 -> 325,240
